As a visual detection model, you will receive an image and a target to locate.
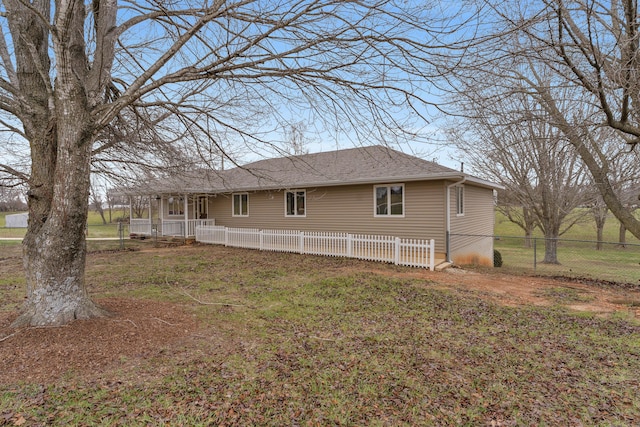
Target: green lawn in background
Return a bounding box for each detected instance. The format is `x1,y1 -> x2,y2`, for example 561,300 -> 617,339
491,211 -> 640,285
494,210 -> 640,244
0,211 -> 126,239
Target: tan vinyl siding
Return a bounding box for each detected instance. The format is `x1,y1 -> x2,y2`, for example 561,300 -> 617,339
449,184 -> 495,265
208,181 -> 447,252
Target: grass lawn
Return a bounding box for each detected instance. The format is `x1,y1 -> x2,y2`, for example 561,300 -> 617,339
494,210 -> 640,243
1,242 -> 640,425
0,211 -> 126,239
492,212 -> 640,285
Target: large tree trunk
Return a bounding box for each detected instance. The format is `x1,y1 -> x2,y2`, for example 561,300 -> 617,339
14,144 -> 108,326
523,207 -> 535,249
11,1 -> 108,326
540,212 -> 561,264
618,222 -> 627,248
593,206 -> 607,251
595,221 -> 605,250
14,122 -> 108,327
542,235 -> 560,264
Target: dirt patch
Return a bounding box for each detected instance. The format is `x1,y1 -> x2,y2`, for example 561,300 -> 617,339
350,265 -> 640,318
0,298 -> 198,385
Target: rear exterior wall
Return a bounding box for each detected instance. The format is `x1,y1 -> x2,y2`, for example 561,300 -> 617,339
208,181 -> 448,253
449,184 -> 495,266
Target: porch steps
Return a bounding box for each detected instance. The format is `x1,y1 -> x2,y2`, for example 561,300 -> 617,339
434,261 -> 453,271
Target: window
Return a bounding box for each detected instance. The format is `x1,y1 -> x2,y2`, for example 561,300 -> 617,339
374,184 -> 404,216
285,190 -> 306,216
456,185 -> 464,216
167,196 -> 184,216
233,193 -> 248,217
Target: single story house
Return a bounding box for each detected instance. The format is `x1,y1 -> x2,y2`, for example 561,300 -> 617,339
124,146 -> 501,267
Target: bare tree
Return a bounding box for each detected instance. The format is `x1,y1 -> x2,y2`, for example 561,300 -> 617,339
89,180 -> 107,225
450,91 -> 592,263
496,190 -> 537,248
284,122 -> 310,156
0,0 -> 457,326
0,185 -> 27,212
443,0 -> 640,240
587,134 -> 640,248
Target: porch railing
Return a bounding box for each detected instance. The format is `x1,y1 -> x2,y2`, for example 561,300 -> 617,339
162,219 -> 216,237
196,225 -> 435,270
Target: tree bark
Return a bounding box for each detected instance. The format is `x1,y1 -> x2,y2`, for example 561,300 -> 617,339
593,206 -> 607,251
14,135 -> 109,327
618,222 -> 627,248
542,237 -> 559,264
10,0 -> 109,326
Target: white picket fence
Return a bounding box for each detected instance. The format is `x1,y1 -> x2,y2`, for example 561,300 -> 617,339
196,226 -> 435,270
130,219 -> 152,235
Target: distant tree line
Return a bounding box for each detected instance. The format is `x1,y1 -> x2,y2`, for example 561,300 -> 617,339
0,186 -> 27,212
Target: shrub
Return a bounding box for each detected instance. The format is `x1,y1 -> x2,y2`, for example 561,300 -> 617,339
494,249 -> 503,267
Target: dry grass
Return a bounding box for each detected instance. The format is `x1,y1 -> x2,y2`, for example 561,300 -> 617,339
1,242 -> 640,426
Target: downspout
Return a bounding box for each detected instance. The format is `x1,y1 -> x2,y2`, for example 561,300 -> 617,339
445,176 -> 466,263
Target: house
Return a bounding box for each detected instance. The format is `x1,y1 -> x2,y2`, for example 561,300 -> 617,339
125,146 -> 501,267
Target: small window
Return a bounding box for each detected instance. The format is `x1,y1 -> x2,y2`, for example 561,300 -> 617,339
167,196 -> 184,216
374,184 -> 404,216
285,190 -> 306,216
456,185 -> 464,216
233,193 -> 248,217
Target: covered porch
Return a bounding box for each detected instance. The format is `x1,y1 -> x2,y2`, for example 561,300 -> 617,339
128,193 -> 215,238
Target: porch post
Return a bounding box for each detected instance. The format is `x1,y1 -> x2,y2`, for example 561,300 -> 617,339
149,195 -> 154,235
184,194 -> 189,238
159,196 -> 164,236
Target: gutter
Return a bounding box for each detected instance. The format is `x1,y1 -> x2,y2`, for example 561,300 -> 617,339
445,176 -> 467,263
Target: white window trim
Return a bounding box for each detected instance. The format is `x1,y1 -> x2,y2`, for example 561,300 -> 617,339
284,189 -> 306,217
167,195 -> 184,217
456,185 -> 465,216
232,193 -> 249,217
373,183 -> 405,218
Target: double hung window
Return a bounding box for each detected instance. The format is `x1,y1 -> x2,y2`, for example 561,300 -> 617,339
285,190 -> 306,216
374,184 -> 404,216
233,193 -> 249,217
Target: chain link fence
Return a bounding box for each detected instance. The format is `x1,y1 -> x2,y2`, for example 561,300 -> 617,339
1,222 -> 143,252
451,233 -> 640,286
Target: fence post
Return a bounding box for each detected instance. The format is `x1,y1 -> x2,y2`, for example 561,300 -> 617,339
533,238 -> 537,272
224,227 -> 229,246
347,234 -> 353,257
429,239 -> 435,270
394,237 -> 401,265
259,230 -> 264,250
299,231 -> 305,254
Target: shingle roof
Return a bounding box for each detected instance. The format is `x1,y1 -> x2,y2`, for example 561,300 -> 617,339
130,145 -> 500,194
